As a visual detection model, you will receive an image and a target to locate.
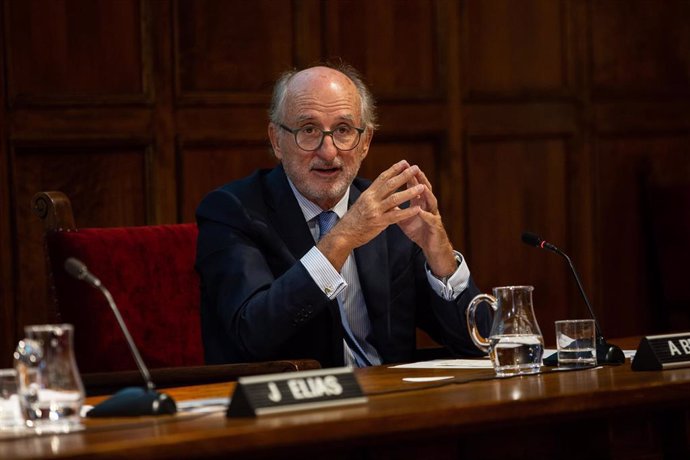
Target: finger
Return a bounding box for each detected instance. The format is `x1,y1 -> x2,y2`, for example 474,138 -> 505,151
405,172 -> 425,206
417,185 -> 438,213
411,166 -> 432,190
409,168 -> 438,212
365,161 -> 412,201
383,184 -> 425,211
406,173 -> 420,189
416,207 -> 444,226
385,205 -> 421,223
376,164 -> 422,199
373,160 -> 411,186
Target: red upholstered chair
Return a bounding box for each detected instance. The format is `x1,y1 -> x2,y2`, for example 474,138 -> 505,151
32,191 -> 319,391
32,192 -> 204,373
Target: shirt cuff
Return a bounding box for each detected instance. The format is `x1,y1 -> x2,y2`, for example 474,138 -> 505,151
301,246 -> 347,299
425,251 -> 470,301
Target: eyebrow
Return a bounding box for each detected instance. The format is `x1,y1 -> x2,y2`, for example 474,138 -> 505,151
294,114 -> 356,124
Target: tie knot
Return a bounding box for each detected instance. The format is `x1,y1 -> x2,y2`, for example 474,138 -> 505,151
317,211 -> 338,240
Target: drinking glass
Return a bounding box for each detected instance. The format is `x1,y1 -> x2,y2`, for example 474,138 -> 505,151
555,319 -> 597,368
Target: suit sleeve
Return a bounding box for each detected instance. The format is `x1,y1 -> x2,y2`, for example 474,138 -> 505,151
415,249 -> 491,357
195,189 -> 331,361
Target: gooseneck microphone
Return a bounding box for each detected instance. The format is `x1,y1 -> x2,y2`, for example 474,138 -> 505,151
64,257 -> 177,416
521,232 -> 625,365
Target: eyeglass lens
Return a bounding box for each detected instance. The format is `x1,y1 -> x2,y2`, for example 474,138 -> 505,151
296,126 -> 360,151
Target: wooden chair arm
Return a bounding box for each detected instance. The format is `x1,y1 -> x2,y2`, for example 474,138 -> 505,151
32,191 -> 76,232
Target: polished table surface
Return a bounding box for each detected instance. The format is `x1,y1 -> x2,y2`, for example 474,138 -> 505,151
2,338 -> 690,459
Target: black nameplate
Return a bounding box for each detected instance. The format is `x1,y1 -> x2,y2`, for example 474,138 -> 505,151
226,367 -> 367,417
632,332 -> 690,371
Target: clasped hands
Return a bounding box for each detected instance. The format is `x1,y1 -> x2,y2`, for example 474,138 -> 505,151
317,160 -> 457,278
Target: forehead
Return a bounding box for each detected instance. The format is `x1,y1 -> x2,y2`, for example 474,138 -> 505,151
283,68 -> 361,122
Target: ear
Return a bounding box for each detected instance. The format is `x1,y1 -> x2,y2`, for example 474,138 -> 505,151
359,128 -> 374,161
268,123 -> 283,160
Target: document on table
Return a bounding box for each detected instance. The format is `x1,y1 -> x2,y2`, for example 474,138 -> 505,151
176,397 -> 229,413
391,358 -> 493,369
392,349 -> 636,370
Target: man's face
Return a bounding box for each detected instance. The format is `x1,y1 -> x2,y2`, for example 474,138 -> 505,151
268,67 -> 372,210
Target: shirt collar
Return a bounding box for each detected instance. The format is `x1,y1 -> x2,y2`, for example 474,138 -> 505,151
286,177 -> 350,222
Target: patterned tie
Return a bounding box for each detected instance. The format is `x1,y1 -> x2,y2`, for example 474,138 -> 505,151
316,211 -> 372,366
317,211 -> 339,241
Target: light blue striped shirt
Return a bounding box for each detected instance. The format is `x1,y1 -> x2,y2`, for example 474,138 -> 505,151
289,179 -> 471,366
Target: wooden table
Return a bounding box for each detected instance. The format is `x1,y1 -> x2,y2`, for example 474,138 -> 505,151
1,340 -> 689,459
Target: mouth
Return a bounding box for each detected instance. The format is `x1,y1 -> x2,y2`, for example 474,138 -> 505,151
310,165 -> 342,177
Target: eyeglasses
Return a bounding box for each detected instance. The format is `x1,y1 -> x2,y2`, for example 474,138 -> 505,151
279,123 -> 365,151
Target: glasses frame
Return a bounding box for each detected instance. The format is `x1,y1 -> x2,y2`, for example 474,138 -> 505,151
279,123 -> 365,152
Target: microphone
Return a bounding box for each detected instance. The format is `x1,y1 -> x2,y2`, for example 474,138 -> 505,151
64,258 -> 177,416
521,232 -> 625,365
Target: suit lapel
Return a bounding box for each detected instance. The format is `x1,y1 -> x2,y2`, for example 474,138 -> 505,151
264,165 -> 345,365
263,165 -> 315,259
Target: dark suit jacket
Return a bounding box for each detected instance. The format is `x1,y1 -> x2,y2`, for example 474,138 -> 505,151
195,164 -> 489,367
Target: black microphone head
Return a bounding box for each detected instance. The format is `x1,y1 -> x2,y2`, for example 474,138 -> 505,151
64,257 -> 88,280
64,257 -> 102,287
86,387 -> 177,417
521,231 -> 543,248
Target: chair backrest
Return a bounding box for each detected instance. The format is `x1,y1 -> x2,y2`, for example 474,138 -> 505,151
32,191 -> 204,373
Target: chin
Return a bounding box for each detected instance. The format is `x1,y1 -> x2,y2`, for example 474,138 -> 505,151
306,186 -> 347,209
290,171 -> 353,207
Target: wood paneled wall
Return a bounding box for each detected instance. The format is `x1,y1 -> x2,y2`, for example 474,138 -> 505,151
1,0 -> 689,366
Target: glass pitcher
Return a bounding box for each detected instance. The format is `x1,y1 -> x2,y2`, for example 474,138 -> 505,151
14,324 -> 85,433
466,286 -> 544,377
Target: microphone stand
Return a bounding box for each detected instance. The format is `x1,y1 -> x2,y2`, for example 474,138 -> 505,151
64,258 -> 177,416
97,282 -> 156,393
550,247 -> 625,365
521,233 -> 625,365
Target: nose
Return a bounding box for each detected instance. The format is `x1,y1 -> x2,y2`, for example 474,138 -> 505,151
315,133 -> 338,161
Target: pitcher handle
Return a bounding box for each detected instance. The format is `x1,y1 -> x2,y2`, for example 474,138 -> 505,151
466,293 -> 496,353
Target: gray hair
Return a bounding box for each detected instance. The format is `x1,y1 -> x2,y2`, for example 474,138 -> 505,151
268,62 -> 378,130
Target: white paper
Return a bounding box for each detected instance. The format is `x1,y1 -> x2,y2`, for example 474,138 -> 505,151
176,397 -> 229,413
391,358 -> 493,369
393,349 -> 636,371
402,376 -> 454,382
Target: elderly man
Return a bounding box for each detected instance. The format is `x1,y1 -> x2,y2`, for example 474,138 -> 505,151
195,63 -> 488,367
